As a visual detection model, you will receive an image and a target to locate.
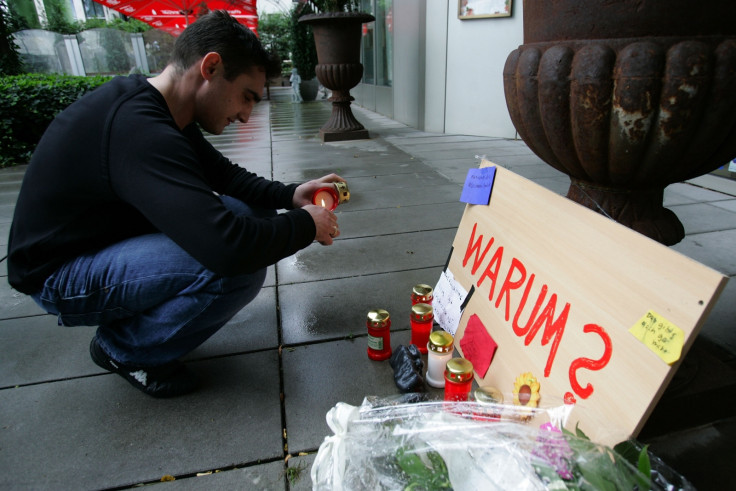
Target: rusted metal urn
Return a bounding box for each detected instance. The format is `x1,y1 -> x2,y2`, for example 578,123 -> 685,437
299,12 -> 375,142
504,0 -> 736,245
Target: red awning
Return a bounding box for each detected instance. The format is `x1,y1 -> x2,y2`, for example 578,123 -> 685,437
94,0 -> 258,36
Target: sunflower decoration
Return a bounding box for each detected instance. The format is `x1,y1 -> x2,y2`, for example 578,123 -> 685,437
513,372 -> 541,407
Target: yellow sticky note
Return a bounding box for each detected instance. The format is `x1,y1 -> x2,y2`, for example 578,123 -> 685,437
629,311 -> 684,365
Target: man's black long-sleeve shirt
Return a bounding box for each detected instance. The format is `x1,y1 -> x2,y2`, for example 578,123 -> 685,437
8,75 -> 316,294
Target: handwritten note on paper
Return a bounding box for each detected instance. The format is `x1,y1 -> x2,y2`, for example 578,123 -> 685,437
629,311 -> 685,365
433,269 -> 469,336
460,166 -> 497,205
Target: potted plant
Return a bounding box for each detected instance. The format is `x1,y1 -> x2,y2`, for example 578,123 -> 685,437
297,0 -> 375,141
289,3 -> 320,101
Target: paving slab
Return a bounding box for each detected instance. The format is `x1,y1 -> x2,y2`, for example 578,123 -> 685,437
286,453 -> 316,491
670,202 -> 736,234
0,267 -> 275,320
282,330 -> 444,453
710,199 -> 736,213
0,203 -> 15,223
688,173 -> 736,196
0,226 -> 8,250
667,181 -> 735,203
0,290 -> 278,388
671,229 -> 736,276
524,175 -> 572,196
151,461 -> 286,490
0,315 -> 97,387
665,182 -> 734,206
0,277 -> 46,320
697,276 -> 736,356
0,190 -> 19,207
337,173 -> 462,211
183,286 -> 279,359
336,200 -> 465,239
275,156 -> 425,183
279,266 -> 443,344
277,229 -> 457,285
0,352 -> 283,490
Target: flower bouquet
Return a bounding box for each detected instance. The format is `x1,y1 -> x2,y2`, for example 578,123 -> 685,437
311,396 -> 692,490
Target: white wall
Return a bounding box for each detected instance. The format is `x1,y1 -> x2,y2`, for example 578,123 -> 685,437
392,1 -> 426,129
358,0 -> 523,138
435,0 -> 524,138
423,0 -> 450,133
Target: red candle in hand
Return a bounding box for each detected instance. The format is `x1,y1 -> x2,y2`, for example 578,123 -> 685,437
312,187 -> 338,210
312,181 -> 350,211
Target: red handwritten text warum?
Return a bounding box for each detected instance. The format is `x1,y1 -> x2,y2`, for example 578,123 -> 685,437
462,222 -> 613,400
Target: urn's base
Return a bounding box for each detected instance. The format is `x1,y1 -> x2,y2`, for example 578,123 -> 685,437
320,128 -> 370,142
567,179 -> 685,246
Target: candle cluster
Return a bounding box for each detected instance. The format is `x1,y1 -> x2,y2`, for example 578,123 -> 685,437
366,284 -> 482,402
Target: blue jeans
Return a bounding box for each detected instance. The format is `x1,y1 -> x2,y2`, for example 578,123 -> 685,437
32,196 -> 271,367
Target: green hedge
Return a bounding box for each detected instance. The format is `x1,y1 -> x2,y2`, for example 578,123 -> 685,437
0,73 -> 111,167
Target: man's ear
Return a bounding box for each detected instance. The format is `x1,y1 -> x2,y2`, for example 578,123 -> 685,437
200,52 -> 222,80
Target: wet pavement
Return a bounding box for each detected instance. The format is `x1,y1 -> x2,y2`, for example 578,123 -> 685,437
1,86 -> 735,489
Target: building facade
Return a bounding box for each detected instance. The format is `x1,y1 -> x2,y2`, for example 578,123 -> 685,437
353,0 -> 523,139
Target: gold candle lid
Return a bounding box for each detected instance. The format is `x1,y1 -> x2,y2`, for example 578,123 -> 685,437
334,181 -> 350,204
367,309 -> 390,328
411,303 -> 433,322
474,386 -> 504,405
412,284 -> 433,300
428,331 -> 454,353
445,357 -> 474,382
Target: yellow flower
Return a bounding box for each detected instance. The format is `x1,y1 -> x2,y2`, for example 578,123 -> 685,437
513,372 -> 541,408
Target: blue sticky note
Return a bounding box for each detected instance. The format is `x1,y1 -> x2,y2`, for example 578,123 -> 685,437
460,166 -> 496,205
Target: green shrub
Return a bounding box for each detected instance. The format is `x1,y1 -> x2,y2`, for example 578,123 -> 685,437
290,4 -> 318,81
0,73 -> 111,167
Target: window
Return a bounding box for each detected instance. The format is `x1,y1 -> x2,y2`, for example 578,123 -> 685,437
361,0 -> 392,87
82,0 -> 105,19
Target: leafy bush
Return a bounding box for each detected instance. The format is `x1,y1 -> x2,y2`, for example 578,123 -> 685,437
290,4 -> 318,81
0,73 -> 111,167
85,17 -> 151,33
1,0 -> 23,75
303,0 -> 360,12
258,12 -> 291,67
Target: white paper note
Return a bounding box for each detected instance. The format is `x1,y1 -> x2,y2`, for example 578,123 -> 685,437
433,269 -> 469,336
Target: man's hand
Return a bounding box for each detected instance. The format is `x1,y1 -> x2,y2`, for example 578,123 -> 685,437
303,204 -> 340,246
293,174 -> 346,208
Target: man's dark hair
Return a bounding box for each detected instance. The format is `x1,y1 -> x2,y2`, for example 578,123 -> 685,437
171,10 -> 280,80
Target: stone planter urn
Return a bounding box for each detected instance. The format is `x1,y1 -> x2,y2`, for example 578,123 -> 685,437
299,12 -> 375,142
503,0 -> 736,245
299,77 -> 320,101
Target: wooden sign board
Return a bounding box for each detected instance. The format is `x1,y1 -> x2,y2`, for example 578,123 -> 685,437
444,160 -> 727,446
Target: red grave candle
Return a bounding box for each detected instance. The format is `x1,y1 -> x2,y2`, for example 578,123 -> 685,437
312,187 -> 338,210
411,284 -> 433,306
472,386 -> 504,421
410,303 -> 433,354
312,181 -> 350,211
444,358 -> 474,402
366,309 -> 392,361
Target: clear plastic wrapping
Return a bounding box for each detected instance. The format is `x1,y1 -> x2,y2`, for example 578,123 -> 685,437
311,396 -> 692,490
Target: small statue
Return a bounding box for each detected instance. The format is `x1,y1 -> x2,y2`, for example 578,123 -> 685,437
290,68 -> 303,103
